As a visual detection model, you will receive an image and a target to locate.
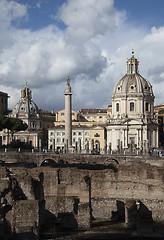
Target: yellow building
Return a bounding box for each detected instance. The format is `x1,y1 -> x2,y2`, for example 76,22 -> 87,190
48,124 -> 106,153
55,109 -> 78,124
78,108 -> 107,123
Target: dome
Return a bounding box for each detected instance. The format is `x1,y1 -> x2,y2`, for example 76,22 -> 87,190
111,52 -> 155,121
13,99 -> 38,114
12,85 -> 38,114
113,52 -> 154,98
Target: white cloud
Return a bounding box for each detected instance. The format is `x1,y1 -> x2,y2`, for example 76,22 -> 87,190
0,0 -> 164,111
59,0 -> 117,42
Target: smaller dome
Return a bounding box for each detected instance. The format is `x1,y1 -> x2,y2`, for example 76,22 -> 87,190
13,100 -> 38,114
12,85 -> 38,114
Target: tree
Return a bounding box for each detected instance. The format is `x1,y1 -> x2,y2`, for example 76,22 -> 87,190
7,117 -> 27,132
0,115 -> 28,142
0,115 -> 9,130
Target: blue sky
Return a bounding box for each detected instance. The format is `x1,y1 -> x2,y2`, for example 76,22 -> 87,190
1,0 -> 164,111
12,0 -> 66,30
12,0 -> 164,30
115,0 -> 164,28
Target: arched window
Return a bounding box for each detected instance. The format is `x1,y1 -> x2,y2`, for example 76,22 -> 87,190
131,64 -> 134,72
130,102 -> 134,111
116,103 -> 119,112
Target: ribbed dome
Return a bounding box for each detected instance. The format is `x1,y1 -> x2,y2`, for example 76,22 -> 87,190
113,52 -> 154,98
12,85 -> 38,114
13,99 -> 38,114
113,73 -> 153,96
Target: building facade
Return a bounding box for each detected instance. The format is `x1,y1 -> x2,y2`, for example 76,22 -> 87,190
107,52 -> 158,152
48,124 -> 106,153
1,84 -> 55,149
0,91 -> 9,115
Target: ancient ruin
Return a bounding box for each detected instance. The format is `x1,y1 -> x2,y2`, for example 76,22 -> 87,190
0,153 -> 164,239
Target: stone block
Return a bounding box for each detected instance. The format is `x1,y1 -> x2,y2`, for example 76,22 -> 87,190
11,200 -> 40,240
77,203 -> 91,229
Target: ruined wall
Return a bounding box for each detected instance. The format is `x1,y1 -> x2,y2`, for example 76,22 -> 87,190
39,161 -> 164,226
0,157 -> 164,237
0,167 -> 44,239
1,152 -> 164,167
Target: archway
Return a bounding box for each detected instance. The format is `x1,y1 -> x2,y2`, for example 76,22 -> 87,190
40,158 -> 58,167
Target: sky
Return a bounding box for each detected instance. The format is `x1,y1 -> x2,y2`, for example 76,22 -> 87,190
1,0 -> 164,111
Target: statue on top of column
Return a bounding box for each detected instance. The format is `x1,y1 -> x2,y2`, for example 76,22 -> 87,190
67,77 -> 71,86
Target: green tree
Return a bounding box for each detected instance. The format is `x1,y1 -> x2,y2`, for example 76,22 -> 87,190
0,115 -> 28,142
0,115 -> 8,130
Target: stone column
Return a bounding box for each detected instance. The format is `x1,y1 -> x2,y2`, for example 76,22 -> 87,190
104,139 -> 107,154
156,129 -> 159,148
91,139 -> 94,152
64,78 -> 72,150
125,199 -> 137,229
78,138 -> 81,153
52,139 -> 55,152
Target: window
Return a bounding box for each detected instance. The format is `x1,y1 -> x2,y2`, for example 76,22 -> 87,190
94,133 -> 100,137
116,103 -> 119,112
61,113 -> 64,116
57,138 -> 61,143
130,102 -> 134,111
129,64 -> 131,72
57,132 -> 61,136
62,132 -> 65,136
132,64 -> 134,72
78,132 -> 82,136
62,138 -> 65,143
85,132 -> 89,136
73,138 -> 76,143
73,132 -> 76,136
99,116 -> 102,118
146,102 -> 149,111
72,113 -> 75,116
50,132 -> 54,136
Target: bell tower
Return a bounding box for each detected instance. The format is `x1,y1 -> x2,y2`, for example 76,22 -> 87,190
21,82 -> 32,100
127,50 -> 139,74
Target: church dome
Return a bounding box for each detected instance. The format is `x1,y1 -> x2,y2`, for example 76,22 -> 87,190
111,52 -> 155,120
13,100 -> 38,114
113,52 -> 154,98
12,85 -> 38,114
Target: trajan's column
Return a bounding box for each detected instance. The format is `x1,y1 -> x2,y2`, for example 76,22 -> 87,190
64,77 -> 72,151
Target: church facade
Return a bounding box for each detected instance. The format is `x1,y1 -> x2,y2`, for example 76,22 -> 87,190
107,52 -> 158,152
